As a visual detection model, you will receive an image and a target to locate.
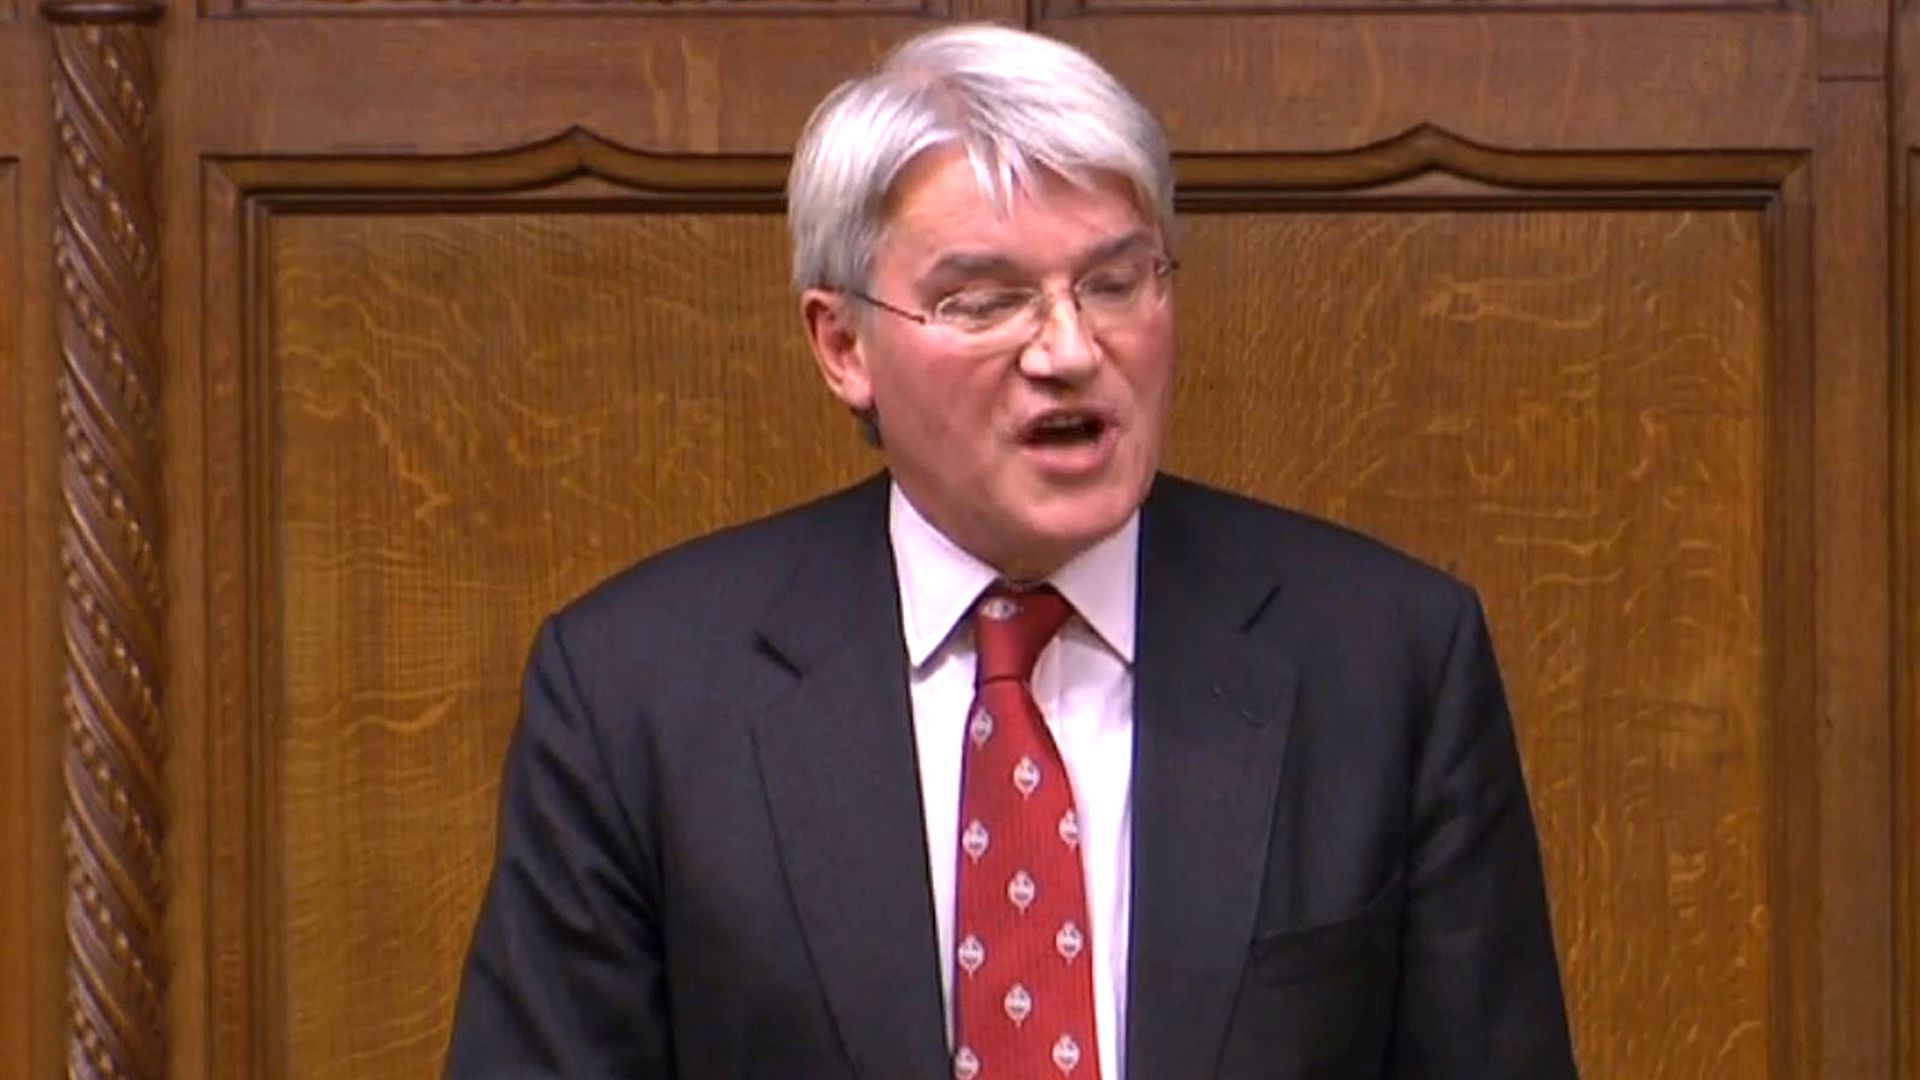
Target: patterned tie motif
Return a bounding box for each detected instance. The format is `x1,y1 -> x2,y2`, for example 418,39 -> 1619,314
952,585 -> 1101,1080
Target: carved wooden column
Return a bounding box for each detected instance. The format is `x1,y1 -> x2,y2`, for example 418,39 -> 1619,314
39,1 -> 167,1076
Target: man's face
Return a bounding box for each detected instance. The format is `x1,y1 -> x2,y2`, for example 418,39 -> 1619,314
803,147 -> 1176,580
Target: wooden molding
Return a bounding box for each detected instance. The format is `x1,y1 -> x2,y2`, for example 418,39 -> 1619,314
211,122 -> 1805,211
211,126 -> 789,205
207,0 -> 935,19
1889,147 -> 1920,1076
38,0 -> 162,23
1047,0 -> 1787,13
0,156 -> 31,1080
49,10 -> 166,1080
1173,123 -> 1803,206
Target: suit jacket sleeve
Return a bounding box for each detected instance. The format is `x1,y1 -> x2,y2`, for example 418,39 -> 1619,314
1390,589 -> 1578,1077
444,617 -> 672,1078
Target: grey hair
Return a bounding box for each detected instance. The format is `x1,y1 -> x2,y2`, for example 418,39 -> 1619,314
787,23 -> 1175,294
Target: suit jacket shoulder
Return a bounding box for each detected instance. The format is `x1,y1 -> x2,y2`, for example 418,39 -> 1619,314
1150,474 -> 1459,585
559,473 -> 888,638
1145,473 -> 1475,668
542,474 -> 891,714
447,471 -> 937,1080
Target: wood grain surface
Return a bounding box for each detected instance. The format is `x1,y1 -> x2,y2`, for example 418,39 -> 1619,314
1168,208 -> 1771,1079
1064,0 -> 1774,11
1053,12 -> 1812,151
0,18 -> 63,1080
267,210 -> 876,1079
1813,78 -> 1893,1078
0,158 -> 30,1080
172,14 -> 1806,157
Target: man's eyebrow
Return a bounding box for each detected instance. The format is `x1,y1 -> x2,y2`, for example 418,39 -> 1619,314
923,251 -> 1021,280
920,230 -> 1159,283
1077,230 -> 1156,268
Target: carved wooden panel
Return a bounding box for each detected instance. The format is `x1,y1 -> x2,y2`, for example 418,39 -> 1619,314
1167,204 -> 1773,1078
248,205 -> 874,1080
42,5 -> 170,1079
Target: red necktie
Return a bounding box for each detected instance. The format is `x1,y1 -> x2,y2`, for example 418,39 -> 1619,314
951,585 -> 1102,1080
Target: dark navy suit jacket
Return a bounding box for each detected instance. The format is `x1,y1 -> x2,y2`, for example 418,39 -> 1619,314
444,473 -> 1578,1078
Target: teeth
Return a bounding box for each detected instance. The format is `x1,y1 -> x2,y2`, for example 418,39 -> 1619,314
1025,413 -> 1103,445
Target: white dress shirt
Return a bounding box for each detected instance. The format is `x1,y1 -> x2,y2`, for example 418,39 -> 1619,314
889,483 -> 1137,1080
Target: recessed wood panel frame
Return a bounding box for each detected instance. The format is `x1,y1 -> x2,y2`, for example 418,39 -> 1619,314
196,131 -> 789,1080
189,126 -> 1825,1079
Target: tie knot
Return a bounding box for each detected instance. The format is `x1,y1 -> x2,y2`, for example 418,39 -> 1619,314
972,584 -> 1071,686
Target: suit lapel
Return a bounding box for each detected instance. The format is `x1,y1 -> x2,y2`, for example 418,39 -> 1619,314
748,479 -> 949,1080
1126,480 -> 1298,1080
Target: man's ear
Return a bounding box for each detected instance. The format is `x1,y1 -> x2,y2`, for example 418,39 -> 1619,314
801,289 -> 874,412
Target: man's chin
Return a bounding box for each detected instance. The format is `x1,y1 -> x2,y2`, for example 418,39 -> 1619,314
998,497 -> 1141,576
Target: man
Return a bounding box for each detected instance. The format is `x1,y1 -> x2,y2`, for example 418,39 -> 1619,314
445,23 -> 1577,1080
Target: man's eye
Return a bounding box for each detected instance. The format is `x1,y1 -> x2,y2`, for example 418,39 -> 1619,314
1078,267 -> 1143,301
941,289 -> 1032,323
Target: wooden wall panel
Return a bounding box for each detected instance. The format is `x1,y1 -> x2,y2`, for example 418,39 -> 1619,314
181,19 -> 1003,156
11,5 -> 1856,1080
257,208 -> 873,1080
1167,206 -> 1772,1079
1050,13 -> 1812,151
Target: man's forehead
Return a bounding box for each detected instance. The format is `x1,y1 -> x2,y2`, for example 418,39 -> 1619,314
881,152 -> 1153,268
885,144 -> 1139,219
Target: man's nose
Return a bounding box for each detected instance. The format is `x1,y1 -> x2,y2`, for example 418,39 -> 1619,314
1017,292 -> 1100,383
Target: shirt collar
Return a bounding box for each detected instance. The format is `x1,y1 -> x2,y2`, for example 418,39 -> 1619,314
889,481 -> 1139,669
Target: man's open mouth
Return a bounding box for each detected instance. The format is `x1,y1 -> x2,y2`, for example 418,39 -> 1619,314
1022,411 -> 1109,446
